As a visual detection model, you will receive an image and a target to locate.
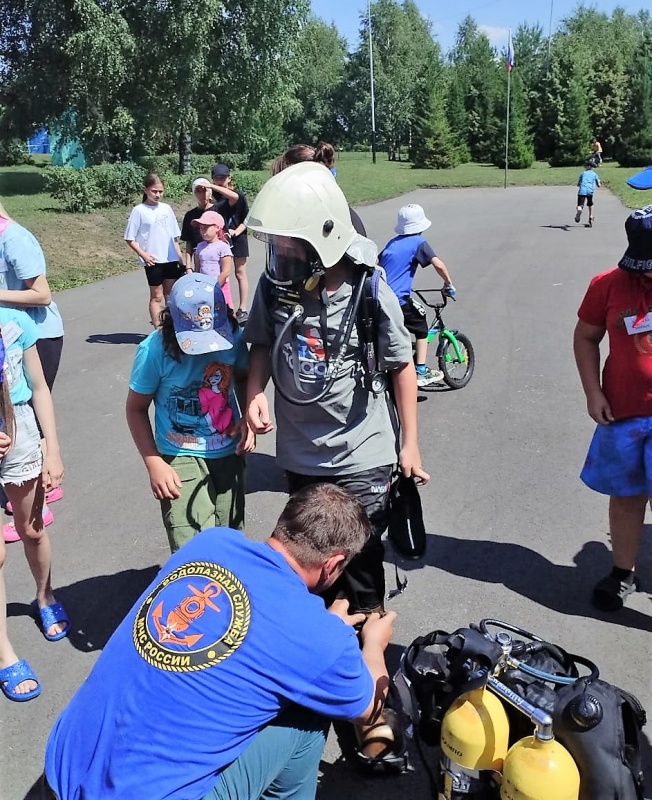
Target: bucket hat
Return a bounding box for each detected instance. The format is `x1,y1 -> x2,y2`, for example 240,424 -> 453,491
168,274 -> 234,355
394,204 -> 431,235
618,206 -> 652,272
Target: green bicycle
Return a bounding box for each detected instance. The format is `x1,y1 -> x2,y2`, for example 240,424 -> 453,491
413,288 -> 475,389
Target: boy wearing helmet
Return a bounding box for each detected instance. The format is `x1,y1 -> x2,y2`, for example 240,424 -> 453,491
244,163 -> 429,617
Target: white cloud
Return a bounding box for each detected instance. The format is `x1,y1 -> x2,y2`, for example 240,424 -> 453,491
479,24 -> 510,47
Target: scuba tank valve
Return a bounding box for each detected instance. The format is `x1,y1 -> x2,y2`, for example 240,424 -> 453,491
487,677 -> 580,800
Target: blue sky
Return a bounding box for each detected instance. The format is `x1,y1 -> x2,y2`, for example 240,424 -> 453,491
310,0 -> 647,53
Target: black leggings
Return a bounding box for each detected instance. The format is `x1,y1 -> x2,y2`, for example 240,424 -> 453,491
36,336 -> 64,391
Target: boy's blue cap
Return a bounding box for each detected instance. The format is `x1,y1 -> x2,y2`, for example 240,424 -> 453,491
618,205 -> 652,272
168,274 -> 234,355
626,165 -> 652,190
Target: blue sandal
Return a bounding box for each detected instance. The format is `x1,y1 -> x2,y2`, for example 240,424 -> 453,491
0,659 -> 42,702
32,599 -> 71,642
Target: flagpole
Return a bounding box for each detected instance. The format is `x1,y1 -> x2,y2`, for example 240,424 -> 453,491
504,30 -> 512,190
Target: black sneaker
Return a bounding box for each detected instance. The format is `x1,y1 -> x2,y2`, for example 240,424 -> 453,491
592,572 -> 640,612
235,309 -> 248,326
575,210 -> 582,223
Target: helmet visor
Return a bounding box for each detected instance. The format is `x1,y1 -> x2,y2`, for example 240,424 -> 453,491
254,233 -> 319,287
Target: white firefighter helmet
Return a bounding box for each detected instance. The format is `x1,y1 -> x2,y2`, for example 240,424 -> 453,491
245,162 -> 357,270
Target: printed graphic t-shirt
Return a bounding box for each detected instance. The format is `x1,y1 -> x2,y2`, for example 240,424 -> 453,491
244,267 -> 412,475
195,240 -> 233,307
0,221 -> 64,339
380,234 -> 436,303
578,267 -> 652,420
124,202 -> 181,264
45,528 -> 373,800
129,328 -> 248,457
0,306 -> 38,405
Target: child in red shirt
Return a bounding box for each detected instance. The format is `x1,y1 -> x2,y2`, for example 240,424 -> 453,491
574,206 -> 652,610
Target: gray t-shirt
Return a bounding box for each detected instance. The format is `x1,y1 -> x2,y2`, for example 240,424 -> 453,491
245,266 -> 413,476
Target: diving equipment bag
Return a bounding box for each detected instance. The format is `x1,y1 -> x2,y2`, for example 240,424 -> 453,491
395,620 -> 647,800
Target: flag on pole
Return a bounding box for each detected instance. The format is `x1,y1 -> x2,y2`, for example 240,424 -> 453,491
507,30 -> 515,72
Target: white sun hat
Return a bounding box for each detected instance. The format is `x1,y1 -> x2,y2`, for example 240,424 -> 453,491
394,204 -> 432,235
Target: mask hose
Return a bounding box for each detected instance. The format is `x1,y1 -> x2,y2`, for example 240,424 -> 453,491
270,269 -> 368,406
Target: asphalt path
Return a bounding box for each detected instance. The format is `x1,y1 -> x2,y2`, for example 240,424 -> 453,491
2,185 -> 651,800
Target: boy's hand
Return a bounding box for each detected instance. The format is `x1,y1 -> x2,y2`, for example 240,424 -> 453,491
399,443 -> 430,485
246,393 -> 274,434
147,458 -> 182,499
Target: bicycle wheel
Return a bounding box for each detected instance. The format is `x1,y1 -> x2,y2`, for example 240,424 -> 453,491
438,332 -> 474,389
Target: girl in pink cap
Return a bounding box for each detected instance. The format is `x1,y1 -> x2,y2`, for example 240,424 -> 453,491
191,211 -> 234,308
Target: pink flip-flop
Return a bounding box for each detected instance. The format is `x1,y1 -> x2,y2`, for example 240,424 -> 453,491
3,507 -> 54,543
6,486 -> 63,515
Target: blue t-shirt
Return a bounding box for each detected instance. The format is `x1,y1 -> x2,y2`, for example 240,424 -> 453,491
578,169 -> 600,196
0,221 -> 64,339
45,528 -> 374,800
0,306 -> 39,405
129,327 -> 248,458
379,234 -> 436,303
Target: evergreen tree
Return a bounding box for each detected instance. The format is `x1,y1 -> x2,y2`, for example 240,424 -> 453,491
491,72 -> 534,169
445,76 -> 471,162
619,30 -> 652,167
411,83 -> 459,169
549,57 -> 592,166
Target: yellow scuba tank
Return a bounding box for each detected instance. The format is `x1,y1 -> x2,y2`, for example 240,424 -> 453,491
486,676 -> 580,800
438,684 -> 510,799
500,734 -> 580,800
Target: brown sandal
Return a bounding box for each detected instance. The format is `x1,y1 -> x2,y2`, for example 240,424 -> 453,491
353,708 -> 408,774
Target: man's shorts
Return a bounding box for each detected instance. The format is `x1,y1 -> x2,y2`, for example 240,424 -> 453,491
581,416 -> 652,496
0,403 -> 42,486
577,194 -> 594,208
144,261 -> 184,287
400,297 -> 429,340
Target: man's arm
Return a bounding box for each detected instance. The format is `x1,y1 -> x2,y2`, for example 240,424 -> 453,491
573,319 -> 613,425
355,612 -> 396,725
390,363 -> 430,484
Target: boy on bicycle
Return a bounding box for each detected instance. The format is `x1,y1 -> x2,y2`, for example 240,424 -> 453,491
379,204 -> 456,387
575,162 -> 601,227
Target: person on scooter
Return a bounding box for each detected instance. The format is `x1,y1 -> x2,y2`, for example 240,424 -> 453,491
243,162 -> 429,769
379,204 -> 456,387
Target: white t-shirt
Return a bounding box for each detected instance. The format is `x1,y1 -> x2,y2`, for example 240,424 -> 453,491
124,203 -> 181,264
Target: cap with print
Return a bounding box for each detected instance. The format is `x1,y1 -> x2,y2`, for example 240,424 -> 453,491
168,274 -> 234,354
618,205 -> 652,273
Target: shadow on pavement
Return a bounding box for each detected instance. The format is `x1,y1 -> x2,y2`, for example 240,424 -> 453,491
8,566 -> 161,652
540,224 -> 575,231
388,532 -> 652,634
86,332 -> 147,345
246,452 -> 287,495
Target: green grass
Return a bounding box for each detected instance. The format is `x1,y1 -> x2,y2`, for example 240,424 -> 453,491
0,152 -> 647,291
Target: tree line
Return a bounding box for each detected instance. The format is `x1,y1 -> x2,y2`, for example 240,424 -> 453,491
1,0 -> 651,170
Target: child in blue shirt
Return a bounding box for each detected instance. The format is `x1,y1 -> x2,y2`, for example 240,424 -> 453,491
380,204 -> 456,387
575,162 -> 601,227
126,274 -> 253,551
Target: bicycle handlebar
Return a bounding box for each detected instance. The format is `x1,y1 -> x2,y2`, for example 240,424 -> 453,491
413,288 -> 456,310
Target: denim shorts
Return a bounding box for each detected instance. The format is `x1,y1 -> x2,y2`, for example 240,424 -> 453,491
0,403 -> 42,486
581,416 -> 652,496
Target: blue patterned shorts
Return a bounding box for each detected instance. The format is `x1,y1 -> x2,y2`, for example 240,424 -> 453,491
581,416 -> 652,496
